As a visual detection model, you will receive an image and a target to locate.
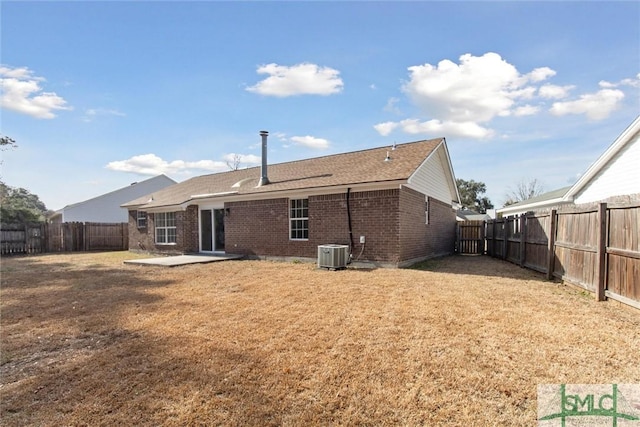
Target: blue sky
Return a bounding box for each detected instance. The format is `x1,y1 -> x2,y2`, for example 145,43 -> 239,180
1,1 -> 639,211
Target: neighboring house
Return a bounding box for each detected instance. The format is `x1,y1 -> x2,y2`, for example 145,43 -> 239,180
456,209 -> 492,221
564,115 -> 640,205
497,115 -> 640,216
496,186 -> 573,217
122,137 -> 461,267
49,175 -> 177,223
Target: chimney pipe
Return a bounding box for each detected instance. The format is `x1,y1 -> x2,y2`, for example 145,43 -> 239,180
258,130 -> 269,186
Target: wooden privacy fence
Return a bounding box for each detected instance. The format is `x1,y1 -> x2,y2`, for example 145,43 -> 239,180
456,220 -> 485,255
485,202 -> 640,310
1,222 -> 129,255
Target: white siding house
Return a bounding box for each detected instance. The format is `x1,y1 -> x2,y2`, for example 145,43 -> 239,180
565,116 -> 640,204
50,175 -> 176,223
497,116 -> 640,216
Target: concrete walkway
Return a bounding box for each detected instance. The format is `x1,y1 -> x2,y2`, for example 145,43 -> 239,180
124,253 -> 244,267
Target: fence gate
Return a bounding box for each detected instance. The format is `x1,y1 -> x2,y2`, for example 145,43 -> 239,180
456,220 -> 485,255
1,223 -> 44,255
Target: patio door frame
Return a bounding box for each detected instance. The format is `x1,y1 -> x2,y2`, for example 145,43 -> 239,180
199,204 -> 225,253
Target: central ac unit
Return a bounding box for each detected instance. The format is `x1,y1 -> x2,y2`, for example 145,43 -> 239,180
317,244 -> 349,269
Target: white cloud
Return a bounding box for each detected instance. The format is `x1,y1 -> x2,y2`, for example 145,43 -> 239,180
0,65 -> 71,119
82,108 -> 126,122
373,121 -> 399,136
383,97 -> 401,114
599,73 -> 640,89
539,84 -> 575,99
377,118 -> 494,139
377,52 -> 636,139
512,105 -> 540,116
549,88 -> 624,120
524,67 -> 556,82
106,154 -> 230,176
245,62 -> 343,97
401,52 -> 551,124
222,153 -> 261,164
289,135 -> 330,149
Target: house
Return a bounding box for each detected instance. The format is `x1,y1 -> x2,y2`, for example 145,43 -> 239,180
122,135 -> 461,267
496,186 -> 572,217
497,115 -> 640,216
563,115 -> 640,205
456,209 -> 492,222
49,174 -> 177,223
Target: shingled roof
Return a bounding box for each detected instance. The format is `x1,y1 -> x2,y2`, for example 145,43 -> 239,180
122,138 -> 443,210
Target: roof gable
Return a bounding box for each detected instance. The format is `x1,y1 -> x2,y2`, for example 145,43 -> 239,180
497,186 -> 572,216
564,115 -> 640,203
123,139 -> 444,210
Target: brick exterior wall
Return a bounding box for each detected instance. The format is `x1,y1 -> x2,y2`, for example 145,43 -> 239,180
225,189 -> 401,263
127,187 -> 455,266
127,206 -> 198,254
398,186 -> 456,265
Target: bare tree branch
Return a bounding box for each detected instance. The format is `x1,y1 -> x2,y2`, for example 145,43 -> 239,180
504,178 -> 545,206
226,154 -> 242,171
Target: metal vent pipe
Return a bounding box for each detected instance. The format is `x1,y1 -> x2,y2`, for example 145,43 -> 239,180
258,130 -> 269,186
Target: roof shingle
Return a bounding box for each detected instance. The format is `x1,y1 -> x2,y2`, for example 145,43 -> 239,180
123,138 -> 443,209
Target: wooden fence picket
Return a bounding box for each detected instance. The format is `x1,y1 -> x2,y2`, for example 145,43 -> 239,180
0,222 -> 128,255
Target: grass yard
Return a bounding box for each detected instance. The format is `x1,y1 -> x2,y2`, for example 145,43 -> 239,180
1,252 -> 639,426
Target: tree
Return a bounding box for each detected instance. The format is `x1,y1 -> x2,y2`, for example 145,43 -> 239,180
0,135 -> 17,149
503,178 -> 545,206
456,178 -> 494,213
0,181 -> 49,224
226,154 -> 242,171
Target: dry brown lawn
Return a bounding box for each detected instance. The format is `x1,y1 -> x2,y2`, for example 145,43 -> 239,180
1,252 -> 638,426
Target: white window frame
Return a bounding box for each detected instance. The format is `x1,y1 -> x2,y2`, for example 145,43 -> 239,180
155,212 -> 177,244
136,211 -> 147,229
289,198 -> 309,240
425,197 -> 430,225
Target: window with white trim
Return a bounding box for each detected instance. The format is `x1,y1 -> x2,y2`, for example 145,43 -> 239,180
289,199 -> 309,240
137,211 -> 147,228
155,212 -> 177,244
425,198 -> 430,225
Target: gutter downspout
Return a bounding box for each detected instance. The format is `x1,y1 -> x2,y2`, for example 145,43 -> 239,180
346,187 -> 354,263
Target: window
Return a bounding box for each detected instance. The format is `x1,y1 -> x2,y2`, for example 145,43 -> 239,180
137,211 -> 147,228
155,212 -> 177,244
425,198 -> 430,225
290,199 -> 308,240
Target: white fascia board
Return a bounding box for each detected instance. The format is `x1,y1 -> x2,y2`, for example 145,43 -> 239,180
190,191 -> 238,199
188,180 -> 408,205
496,197 -> 569,215
139,180 -> 406,211
144,206 -> 188,213
564,115 -> 640,201
440,138 -> 461,204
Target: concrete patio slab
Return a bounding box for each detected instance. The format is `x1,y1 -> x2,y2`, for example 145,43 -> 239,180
124,253 -> 244,267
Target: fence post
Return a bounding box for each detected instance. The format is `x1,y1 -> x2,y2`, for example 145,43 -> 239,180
502,218 -> 508,260
519,214 -> 527,267
491,218 -> 498,258
546,210 -> 557,280
596,203 -> 608,301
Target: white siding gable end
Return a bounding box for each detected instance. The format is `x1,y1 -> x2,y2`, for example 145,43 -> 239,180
406,141 -> 459,205
569,116 -> 640,205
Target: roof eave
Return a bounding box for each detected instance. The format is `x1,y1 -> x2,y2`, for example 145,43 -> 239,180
564,115 -> 640,201
127,179 -> 409,210
496,197 -> 571,215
